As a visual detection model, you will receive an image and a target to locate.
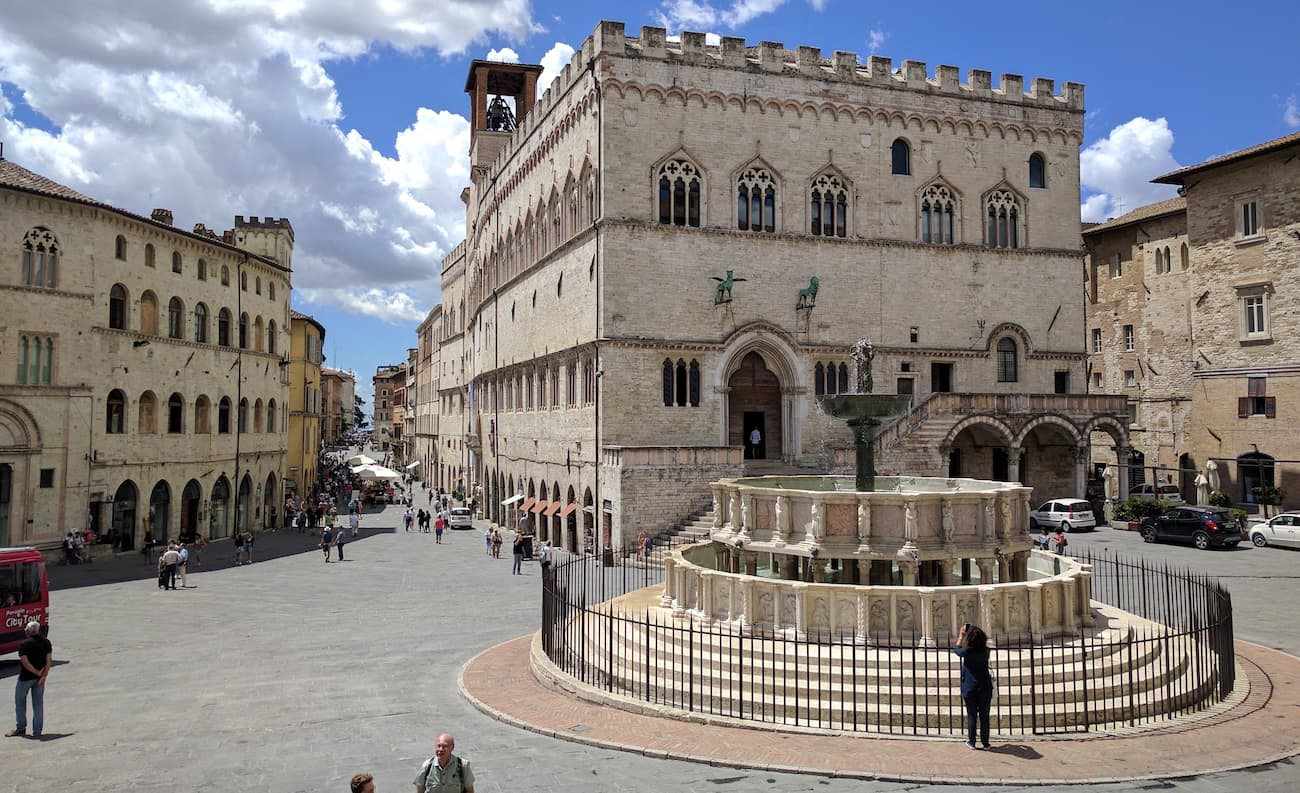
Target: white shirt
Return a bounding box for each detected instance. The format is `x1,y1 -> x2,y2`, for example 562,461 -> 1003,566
749,429 -> 761,444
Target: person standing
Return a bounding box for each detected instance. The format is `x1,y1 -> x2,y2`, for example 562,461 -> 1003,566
349,510 -> 360,539
749,426 -> 762,459
176,542 -> 189,588
512,532 -> 524,575
158,543 -> 180,589
954,623 -> 993,750
335,522 -> 348,561
484,527 -> 493,556
321,526 -> 334,562
243,531 -> 256,564
491,529 -> 503,559
434,514 -> 444,544
412,733 -> 475,793
1053,528 -> 1069,556
6,621 -> 51,738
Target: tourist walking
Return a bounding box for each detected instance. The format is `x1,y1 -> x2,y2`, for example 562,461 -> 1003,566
512,532 -> 524,575
6,621 -> 51,738
413,733 -> 475,793
321,526 -> 334,562
1053,528 -> 1069,555
243,531 -> 256,564
434,515 -> 444,544
335,522 -> 348,561
491,529 -> 503,559
749,426 -> 762,459
484,527 -> 493,556
158,544 -> 179,590
349,510 -> 360,539
954,623 -> 993,750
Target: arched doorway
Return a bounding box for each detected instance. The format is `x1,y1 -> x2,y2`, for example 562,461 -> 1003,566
180,480 -> 202,542
728,351 -> 783,460
566,486 -> 580,554
236,475 -> 252,535
1015,417 -> 1082,500
537,480 -> 548,542
112,480 -> 138,551
552,483 -> 564,551
583,487 -> 595,553
211,476 -> 230,539
945,419 -> 1015,481
148,481 -> 171,544
1239,451 -> 1275,508
263,472 -> 278,529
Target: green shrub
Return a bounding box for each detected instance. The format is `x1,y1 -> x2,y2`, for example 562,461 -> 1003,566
1113,500 -> 1132,521
1229,508 -> 1249,526
1121,497 -> 1167,521
1208,490 -> 1232,508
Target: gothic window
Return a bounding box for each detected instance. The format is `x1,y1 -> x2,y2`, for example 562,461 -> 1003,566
238,398 -> 249,433
239,313 -> 249,348
986,189 -> 1021,249
15,336 -> 26,384
139,391 -> 157,434
268,281 -> 275,300
1154,247 -> 1164,272
689,360 -> 700,407
663,358 -> 700,407
254,316 -> 264,351
144,244 -> 156,268
218,309 -> 232,346
172,252 -> 182,274
198,258 -> 207,280
218,396 -> 231,434
891,139 -> 911,175
550,367 -> 559,407
920,183 -> 957,244
1028,153 -> 1047,188
815,362 -> 826,396
736,166 -> 776,233
240,271 -> 248,291
996,337 -> 1018,382
140,292 -> 159,335
114,234 -> 127,260
525,374 -> 533,409
809,172 -> 848,237
255,276 -> 262,295
194,303 -> 209,343
537,369 -> 546,409
675,360 -> 687,406
221,265 -> 230,286
109,284 -> 128,329
267,399 -> 277,432
566,362 -> 576,407
1180,243 -> 1189,270
167,393 -> 184,434
662,359 -> 673,406
253,398 -> 264,432
1164,246 -> 1172,273
838,363 -> 849,393
267,320 -> 277,354
106,390 -> 126,434
168,297 -> 184,339
21,227 -> 59,288
658,158 -> 702,227
195,396 -> 210,434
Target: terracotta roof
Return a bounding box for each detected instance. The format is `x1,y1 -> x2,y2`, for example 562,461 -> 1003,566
1153,130 -> 1300,184
1081,196 -> 1186,237
0,158 -> 103,205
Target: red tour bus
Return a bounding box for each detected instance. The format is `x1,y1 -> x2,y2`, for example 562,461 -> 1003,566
1,547 -> 49,654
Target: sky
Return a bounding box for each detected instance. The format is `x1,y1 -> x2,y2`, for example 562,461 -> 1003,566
3,1 -> 1299,410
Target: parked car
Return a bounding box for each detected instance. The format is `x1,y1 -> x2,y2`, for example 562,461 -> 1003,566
1130,483 -> 1184,504
1140,506 -> 1241,550
1248,512 -> 1300,549
448,506 -> 474,529
1029,499 -> 1097,532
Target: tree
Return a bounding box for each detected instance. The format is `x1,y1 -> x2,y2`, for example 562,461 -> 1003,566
353,394 -> 369,430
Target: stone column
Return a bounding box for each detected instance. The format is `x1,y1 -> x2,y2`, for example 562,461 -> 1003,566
1073,445 -> 1088,500
975,557 -> 995,585
898,559 -> 918,586
1117,445 -> 1131,500
1078,564 -> 1095,627
1027,582 -> 1044,642
743,551 -> 758,576
1007,445 -> 1022,484
918,588 -> 936,646
793,582 -> 808,638
776,494 -> 791,542
939,560 -> 954,586
660,555 -> 677,607
856,497 -> 872,543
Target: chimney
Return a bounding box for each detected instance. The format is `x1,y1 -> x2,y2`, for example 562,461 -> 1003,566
151,208 -> 174,226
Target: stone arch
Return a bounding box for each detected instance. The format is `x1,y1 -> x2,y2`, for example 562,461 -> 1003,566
1082,415 -> 1129,448
0,399 -> 41,449
941,415 -> 1015,450
1013,414 -> 1082,448
714,323 -> 804,459
983,321 -> 1034,355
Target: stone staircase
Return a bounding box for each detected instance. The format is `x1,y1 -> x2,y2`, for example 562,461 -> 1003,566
558,602 -> 1229,734
654,506 -> 713,547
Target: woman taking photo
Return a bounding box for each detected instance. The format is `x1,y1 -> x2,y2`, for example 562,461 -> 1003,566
953,623 -> 993,749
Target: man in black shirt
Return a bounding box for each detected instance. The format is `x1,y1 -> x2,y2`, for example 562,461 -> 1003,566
7,621 -> 51,738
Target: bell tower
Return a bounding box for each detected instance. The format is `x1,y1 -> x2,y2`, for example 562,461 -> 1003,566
464,60 -> 544,177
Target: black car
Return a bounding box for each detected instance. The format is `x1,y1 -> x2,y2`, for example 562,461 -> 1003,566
1140,506 -> 1242,550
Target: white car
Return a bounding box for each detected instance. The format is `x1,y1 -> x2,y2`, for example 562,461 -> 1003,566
1130,483 -> 1184,504
1249,512 -> 1300,548
1029,498 -> 1097,532
448,507 -> 474,529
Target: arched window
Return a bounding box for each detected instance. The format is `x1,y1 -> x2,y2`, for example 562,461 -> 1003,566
267,320 -> 277,354
815,362 -> 826,396
139,391 -> 157,434
268,282 -> 275,300
736,166 -> 776,233
254,316 -> 264,351
239,313 -> 249,348
253,398 -> 264,433
1238,451 -> 1276,504
144,244 -> 156,268
197,258 -> 207,280
106,389 -> 126,434
674,359 -> 687,407
809,172 -> 849,238
1028,153 -> 1047,188
689,360 -> 701,407
21,227 -> 59,288
255,276 -> 262,295
238,398 -> 249,433
171,251 -> 182,274
1180,243 -> 1189,270
168,297 -> 184,339
167,393 -> 184,434
240,271 -> 248,291
838,363 -> 849,393
891,139 -> 911,175
194,303 -> 209,343
662,359 -> 674,406
920,183 -> 957,244
195,396 -> 211,434
986,189 -> 1021,249
1164,246 -> 1172,273
218,397 -> 231,434
657,158 -> 702,227
139,291 -> 159,335
109,284 -> 128,329
221,265 -> 230,286
114,234 -> 127,260
267,399 -> 277,432
550,368 -> 559,407
217,309 -> 232,346
996,338 -> 1018,382
15,337 -> 27,384
1154,247 -> 1164,272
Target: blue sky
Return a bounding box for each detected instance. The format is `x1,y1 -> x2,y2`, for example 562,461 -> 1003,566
3,1 -> 1299,410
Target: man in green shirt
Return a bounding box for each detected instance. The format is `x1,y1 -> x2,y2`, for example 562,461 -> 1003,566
412,733 -> 474,793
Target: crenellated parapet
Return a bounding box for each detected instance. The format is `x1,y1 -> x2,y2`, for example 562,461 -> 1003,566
234,214 -> 295,241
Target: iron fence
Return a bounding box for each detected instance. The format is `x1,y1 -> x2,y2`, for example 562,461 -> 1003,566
540,541 -> 1235,735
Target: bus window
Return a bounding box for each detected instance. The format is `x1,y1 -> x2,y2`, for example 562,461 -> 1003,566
0,562 -> 43,605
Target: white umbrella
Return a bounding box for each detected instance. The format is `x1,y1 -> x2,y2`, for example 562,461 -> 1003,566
1206,460 -> 1220,493
352,464 -> 403,481
348,454 -> 377,466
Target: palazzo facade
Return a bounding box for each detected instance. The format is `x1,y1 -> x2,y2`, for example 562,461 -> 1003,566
427,20 -> 1129,551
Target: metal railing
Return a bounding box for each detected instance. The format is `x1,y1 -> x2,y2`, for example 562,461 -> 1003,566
540,540 -> 1235,735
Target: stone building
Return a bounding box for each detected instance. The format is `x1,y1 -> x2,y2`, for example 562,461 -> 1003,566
1,155 -> 292,551
432,20 -> 1128,551
371,364 -> 406,450
287,311 -> 326,497
410,306 -> 442,483
321,367 -> 357,446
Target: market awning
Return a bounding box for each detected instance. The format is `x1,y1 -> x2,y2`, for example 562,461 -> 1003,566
500,493 -> 524,506
405,460 -> 421,469
531,500 -> 550,514
544,502 -> 563,517
520,497 -> 536,511
560,502 -> 579,517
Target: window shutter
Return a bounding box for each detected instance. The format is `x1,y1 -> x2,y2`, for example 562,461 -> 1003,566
1238,397 -> 1250,418
1265,396 -> 1277,419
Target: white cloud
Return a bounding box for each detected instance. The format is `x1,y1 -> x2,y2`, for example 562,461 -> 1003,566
1080,117 -> 1182,222
867,29 -> 886,55
656,0 -> 823,32
0,0 -> 542,324
1285,95 -> 1300,127
487,47 -> 520,63
537,42 -> 578,98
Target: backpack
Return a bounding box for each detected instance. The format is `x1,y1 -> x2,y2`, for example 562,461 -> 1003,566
417,755 -> 465,792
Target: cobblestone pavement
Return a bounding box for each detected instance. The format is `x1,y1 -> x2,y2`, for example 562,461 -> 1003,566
4,505 -> 1299,792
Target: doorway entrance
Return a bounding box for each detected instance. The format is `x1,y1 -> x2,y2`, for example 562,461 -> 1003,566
728,351 -> 782,460
181,480 -> 201,542
0,464 -> 11,546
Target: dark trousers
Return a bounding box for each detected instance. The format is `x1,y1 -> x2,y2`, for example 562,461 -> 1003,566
336,542 -> 345,560
964,691 -> 991,746
159,563 -> 177,589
